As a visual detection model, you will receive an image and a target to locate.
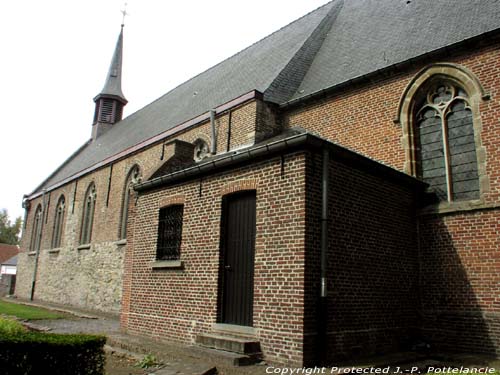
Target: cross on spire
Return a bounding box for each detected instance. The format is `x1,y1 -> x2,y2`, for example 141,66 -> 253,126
121,2 -> 128,28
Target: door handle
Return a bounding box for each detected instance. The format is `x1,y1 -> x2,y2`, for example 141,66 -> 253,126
224,265 -> 232,271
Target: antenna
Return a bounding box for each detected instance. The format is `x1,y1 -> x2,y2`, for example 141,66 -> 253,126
121,2 -> 128,28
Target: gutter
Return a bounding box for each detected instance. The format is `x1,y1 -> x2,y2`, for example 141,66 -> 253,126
26,90 -> 263,201
135,131 -> 425,193
280,28 -> 500,110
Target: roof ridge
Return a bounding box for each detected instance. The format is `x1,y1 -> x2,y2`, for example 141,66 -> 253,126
117,1 -> 336,125
264,0 -> 343,103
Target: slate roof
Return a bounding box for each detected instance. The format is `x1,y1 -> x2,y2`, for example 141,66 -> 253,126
31,0 -> 500,196
0,244 -> 19,264
2,255 -> 18,267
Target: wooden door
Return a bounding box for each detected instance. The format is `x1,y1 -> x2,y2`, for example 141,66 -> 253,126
220,191 -> 256,326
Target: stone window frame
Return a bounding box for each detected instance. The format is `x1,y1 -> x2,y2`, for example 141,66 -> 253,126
30,204 -> 43,252
153,203 -> 185,269
396,63 -> 490,212
80,183 -> 97,245
51,195 -> 65,249
118,164 -> 142,240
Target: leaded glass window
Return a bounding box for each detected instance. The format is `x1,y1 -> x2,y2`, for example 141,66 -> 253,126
51,196 -> 65,248
30,205 -> 43,252
80,184 -> 96,245
415,82 -> 479,202
156,205 -> 183,261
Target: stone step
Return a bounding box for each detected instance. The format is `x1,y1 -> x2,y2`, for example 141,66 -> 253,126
195,333 -> 261,355
190,345 -> 263,367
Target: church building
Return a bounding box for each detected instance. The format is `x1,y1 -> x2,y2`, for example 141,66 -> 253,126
16,0 -> 500,366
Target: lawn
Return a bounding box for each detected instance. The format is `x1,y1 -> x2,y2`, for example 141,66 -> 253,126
0,300 -> 65,320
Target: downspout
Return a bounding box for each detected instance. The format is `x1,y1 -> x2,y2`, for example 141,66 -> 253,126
30,189 -> 47,301
319,147 -> 329,364
210,109 -> 217,154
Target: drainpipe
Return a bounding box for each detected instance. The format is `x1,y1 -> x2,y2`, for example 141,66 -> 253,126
210,109 -> 217,154
30,189 -> 47,301
319,147 -> 329,364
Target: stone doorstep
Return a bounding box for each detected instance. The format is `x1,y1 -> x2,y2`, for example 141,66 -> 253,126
195,333 -> 261,355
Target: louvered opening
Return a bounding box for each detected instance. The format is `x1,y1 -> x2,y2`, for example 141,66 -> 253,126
98,99 -> 116,123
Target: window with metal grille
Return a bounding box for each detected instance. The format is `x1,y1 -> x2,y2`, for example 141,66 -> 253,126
51,195 -> 65,248
80,184 -> 96,245
415,82 -> 479,202
156,205 -> 183,261
30,204 -> 43,252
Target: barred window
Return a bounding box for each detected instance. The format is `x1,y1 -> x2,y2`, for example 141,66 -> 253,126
80,184 -> 96,245
30,204 -> 43,252
415,82 -> 479,202
51,195 -> 65,248
156,205 -> 183,261
119,165 -> 141,239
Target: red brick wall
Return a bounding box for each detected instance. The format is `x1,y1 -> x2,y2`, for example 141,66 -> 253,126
419,211 -> 500,355
303,152 -> 419,364
285,43 -> 500,358
122,152 -> 307,365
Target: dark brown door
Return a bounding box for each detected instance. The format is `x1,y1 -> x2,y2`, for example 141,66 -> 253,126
220,191 -> 256,326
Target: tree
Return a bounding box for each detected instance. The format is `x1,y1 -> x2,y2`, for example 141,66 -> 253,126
0,209 -> 22,245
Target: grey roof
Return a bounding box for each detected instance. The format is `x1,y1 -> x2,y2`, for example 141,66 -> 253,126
96,26 -> 127,103
2,255 -> 17,266
290,0 -> 500,102
32,0 -> 500,195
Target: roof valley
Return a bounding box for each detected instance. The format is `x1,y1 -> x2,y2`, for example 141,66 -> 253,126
263,0 -> 343,104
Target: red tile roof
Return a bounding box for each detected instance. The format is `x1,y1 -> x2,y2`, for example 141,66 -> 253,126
0,243 -> 20,264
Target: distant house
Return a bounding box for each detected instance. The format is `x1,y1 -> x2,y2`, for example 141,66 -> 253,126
0,244 -> 19,296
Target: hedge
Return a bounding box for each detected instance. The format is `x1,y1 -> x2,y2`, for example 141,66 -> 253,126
0,329 -> 106,375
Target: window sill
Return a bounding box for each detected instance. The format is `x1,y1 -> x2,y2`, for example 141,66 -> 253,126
115,239 -> 127,247
77,244 -> 91,251
28,251 -> 36,256
152,260 -> 183,270
418,199 -> 500,216
48,248 -> 61,254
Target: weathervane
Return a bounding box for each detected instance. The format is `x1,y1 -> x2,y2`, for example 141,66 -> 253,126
121,2 -> 128,28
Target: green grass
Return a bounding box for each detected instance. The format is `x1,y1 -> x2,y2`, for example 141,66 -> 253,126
0,300 -> 65,320
0,317 -> 28,335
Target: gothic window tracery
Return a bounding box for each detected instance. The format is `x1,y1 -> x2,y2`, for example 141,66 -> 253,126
80,184 -> 96,245
51,195 -> 65,248
119,165 -> 141,239
415,82 -> 479,202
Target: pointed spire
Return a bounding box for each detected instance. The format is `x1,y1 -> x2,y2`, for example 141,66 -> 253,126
95,26 -> 127,104
92,26 -> 128,140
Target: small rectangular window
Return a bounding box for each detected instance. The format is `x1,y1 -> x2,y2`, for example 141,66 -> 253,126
156,205 -> 183,261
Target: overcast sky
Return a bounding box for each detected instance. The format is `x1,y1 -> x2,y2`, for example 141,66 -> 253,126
0,0 -> 330,221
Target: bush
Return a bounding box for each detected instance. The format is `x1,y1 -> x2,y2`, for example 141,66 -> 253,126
0,329 -> 106,375
0,317 -> 28,335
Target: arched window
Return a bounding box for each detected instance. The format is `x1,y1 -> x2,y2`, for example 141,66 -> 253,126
414,82 -> 479,202
397,63 -> 489,205
119,165 -> 141,239
30,204 -> 43,252
80,183 -> 96,245
51,195 -> 65,248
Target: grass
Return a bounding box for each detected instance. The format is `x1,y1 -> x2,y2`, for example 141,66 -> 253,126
0,316 -> 28,334
0,300 -> 65,320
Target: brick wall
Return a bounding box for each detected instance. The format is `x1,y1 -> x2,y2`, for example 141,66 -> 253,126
16,99 -> 263,313
282,43 -> 500,358
419,211 -> 500,355
122,152 -> 307,365
303,152 -> 420,365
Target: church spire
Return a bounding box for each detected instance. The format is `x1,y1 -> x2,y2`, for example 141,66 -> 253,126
92,26 -> 128,140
